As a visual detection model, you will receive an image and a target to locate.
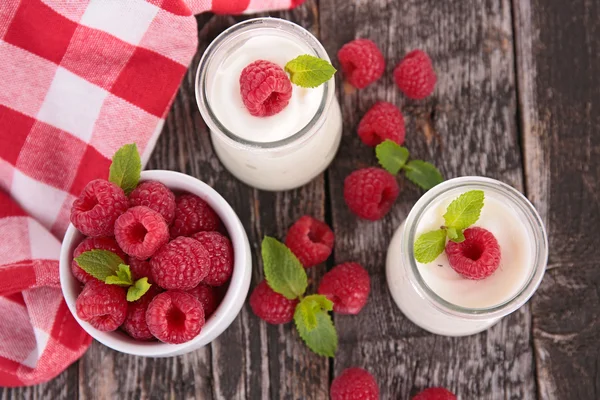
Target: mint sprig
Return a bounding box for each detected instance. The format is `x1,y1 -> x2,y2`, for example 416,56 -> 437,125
294,295 -> 337,358
375,140 -> 443,190
284,55 -> 336,88
262,237 -> 308,300
75,249 -> 151,302
259,237 -> 338,357
413,190 -> 485,263
109,143 -> 141,195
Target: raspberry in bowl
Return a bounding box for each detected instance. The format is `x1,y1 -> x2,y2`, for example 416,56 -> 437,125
196,17 -> 342,191
60,170 -> 251,357
386,177 -> 548,336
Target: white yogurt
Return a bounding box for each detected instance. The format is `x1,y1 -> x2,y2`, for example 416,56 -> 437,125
209,36 -> 324,143
197,19 -> 343,191
415,191 -> 533,309
385,177 -> 547,337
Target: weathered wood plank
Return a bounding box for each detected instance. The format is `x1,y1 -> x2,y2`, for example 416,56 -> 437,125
513,0 -> 600,398
321,0 -> 535,398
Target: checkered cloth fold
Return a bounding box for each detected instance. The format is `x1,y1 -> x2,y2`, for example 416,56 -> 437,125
0,0 -> 303,387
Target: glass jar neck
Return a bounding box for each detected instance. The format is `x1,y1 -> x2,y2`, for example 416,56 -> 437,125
195,17 -> 334,152
401,176 -> 548,320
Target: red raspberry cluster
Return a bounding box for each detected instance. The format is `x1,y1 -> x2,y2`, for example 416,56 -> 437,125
250,216 -> 371,324
336,40 -> 438,221
70,178 -> 233,344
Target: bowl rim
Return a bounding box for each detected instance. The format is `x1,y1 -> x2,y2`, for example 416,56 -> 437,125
59,170 -> 252,357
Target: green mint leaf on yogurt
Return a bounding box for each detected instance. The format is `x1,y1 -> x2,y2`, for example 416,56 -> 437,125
443,190 -> 485,230
105,264 -> 133,287
261,237 -> 308,300
109,143 -> 142,195
285,55 -> 336,88
446,227 -> 466,243
127,277 -> 152,302
74,249 -> 125,281
413,229 -> 447,263
294,295 -> 337,357
403,160 -> 444,190
376,140 -> 410,175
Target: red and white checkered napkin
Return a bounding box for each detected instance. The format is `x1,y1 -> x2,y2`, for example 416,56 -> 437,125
0,0 -> 303,387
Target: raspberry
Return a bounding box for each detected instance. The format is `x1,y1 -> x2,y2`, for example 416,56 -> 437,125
191,231 -> 233,286
129,181 -> 176,224
70,179 -> 128,237
75,280 -> 127,331
337,39 -> 385,89
445,227 -> 501,280
239,60 -> 292,117
285,216 -> 334,268
150,237 -> 210,290
128,257 -> 153,283
122,286 -> 161,340
170,194 -> 221,238
318,262 -> 370,315
114,206 -> 169,260
146,291 -> 205,344
330,367 -> 379,400
186,283 -> 218,318
72,237 -> 127,284
358,102 -> 405,146
344,168 -> 400,220
249,280 -> 298,324
393,49 -> 436,100
413,388 -> 457,400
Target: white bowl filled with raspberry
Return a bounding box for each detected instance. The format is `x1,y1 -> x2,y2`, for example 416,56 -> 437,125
59,144 -> 251,357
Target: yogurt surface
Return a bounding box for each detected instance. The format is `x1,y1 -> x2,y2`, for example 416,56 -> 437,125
415,190 -> 534,309
208,35 -> 323,143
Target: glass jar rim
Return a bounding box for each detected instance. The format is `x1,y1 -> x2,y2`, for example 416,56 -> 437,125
402,176 -> 548,320
194,17 -> 334,152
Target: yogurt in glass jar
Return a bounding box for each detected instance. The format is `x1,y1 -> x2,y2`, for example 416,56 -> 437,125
386,177 -> 548,336
195,18 -> 342,191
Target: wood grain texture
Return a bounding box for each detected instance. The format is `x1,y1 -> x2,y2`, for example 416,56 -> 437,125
321,0 -> 535,398
514,0 -> 600,398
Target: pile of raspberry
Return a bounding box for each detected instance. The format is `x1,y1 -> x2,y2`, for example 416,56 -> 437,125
70,179 -> 233,344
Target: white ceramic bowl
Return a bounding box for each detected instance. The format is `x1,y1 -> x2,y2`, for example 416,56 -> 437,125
59,170 -> 252,357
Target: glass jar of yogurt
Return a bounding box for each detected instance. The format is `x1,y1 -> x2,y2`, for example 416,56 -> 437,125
386,177 -> 548,336
195,18 -> 342,191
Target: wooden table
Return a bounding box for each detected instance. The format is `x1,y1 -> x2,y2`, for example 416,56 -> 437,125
2,1 -> 599,399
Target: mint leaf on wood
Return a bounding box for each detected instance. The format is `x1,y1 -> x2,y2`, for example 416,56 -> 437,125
294,299 -> 338,358
413,229 -> 447,263
127,278 -> 152,302
285,55 -> 336,88
105,264 -> 133,286
75,249 -> 125,281
376,140 -> 410,175
443,190 -> 485,230
262,237 -> 308,300
403,160 -> 444,190
109,143 -> 141,195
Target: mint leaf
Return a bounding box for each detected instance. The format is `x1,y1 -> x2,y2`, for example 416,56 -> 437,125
262,237 -> 308,300
75,249 -> 125,281
109,143 -> 141,195
413,229 -> 447,263
127,278 -> 151,302
105,264 -> 133,286
376,140 -> 410,175
447,227 -> 465,243
303,294 -> 333,312
295,294 -> 334,331
284,55 -> 336,88
294,304 -> 337,357
403,160 -> 444,190
443,190 -> 484,230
